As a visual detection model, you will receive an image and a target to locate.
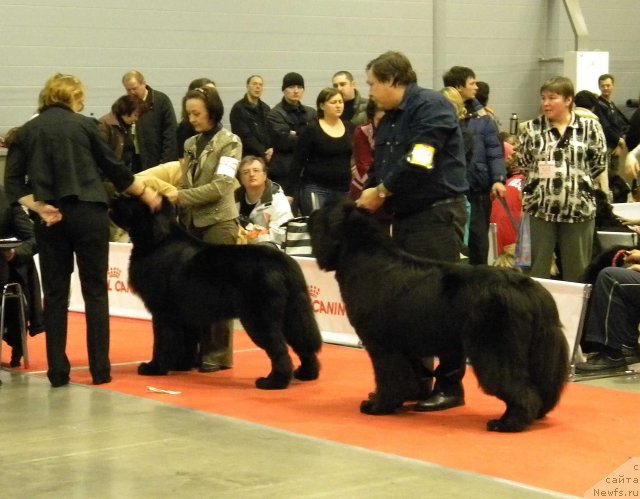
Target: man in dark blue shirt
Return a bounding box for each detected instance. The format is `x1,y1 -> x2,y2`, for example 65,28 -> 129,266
356,51 -> 469,412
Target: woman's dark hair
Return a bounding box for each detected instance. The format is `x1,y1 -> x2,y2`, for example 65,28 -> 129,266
181,78 -> 216,120
316,87 -> 341,118
184,86 -> 224,125
365,99 -> 378,122
476,81 -> 490,107
574,90 -> 599,111
366,51 -> 417,86
111,94 -> 146,118
187,77 -> 215,92
442,66 -> 476,89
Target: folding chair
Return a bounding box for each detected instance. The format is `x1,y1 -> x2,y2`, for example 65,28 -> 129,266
0,282 -> 30,369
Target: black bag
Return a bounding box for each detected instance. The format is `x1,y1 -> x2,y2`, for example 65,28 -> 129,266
281,217 -> 312,256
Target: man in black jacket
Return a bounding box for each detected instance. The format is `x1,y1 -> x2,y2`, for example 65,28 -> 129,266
122,70 -> 178,170
230,75 -> 273,163
266,72 -> 316,200
597,74 -> 629,175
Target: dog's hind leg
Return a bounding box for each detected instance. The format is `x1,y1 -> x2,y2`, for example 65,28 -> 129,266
471,354 -> 542,432
360,345 -> 417,415
486,387 -> 542,433
281,289 -> 322,382
241,312 -> 294,389
255,339 -> 293,390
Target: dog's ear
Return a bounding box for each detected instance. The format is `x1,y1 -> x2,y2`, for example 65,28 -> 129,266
150,196 -> 177,242
109,195 -> 136,230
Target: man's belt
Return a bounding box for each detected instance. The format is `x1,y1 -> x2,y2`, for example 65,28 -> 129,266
429,195 -> 466,208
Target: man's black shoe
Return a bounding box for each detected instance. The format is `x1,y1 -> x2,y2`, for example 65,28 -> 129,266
198,363 -> 231,373
575,352 -> 628,373
621,344 -> 640,366
413,392 -> 465,412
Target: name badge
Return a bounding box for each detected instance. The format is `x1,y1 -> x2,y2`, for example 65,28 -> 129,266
538,160 -> 556,179
407,143 -> 435,170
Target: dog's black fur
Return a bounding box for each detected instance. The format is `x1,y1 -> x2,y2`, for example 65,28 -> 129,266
308,199 -> 569,432
109,196 -> 322,389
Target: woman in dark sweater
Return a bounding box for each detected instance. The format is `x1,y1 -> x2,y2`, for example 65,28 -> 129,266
293,87 -> 354,215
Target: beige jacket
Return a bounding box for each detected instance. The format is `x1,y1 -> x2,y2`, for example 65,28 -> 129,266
137,127 -> 242,228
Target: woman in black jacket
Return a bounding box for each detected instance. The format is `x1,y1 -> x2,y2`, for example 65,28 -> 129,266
5,73 -> 161,387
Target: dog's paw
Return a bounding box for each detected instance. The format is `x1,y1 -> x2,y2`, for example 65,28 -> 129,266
293,358 -> 320,381
138,362 -> 169,376
360,399 -> 397,415
486,417 -> 529,433
255,374 -> 291,390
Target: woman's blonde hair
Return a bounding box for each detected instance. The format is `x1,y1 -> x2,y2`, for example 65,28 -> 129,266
40,73 -> 85,110
440,86 -> 468,120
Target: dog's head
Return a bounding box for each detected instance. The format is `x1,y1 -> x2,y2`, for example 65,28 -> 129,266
109,195 -> 176,249
308,198 -> 384,271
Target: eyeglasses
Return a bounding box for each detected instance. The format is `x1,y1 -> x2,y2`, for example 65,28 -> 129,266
239,169 -> 265,176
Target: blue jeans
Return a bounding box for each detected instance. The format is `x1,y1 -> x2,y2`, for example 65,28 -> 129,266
299,184 -> 348,216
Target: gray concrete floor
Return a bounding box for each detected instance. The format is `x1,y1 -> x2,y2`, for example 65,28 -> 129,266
5,369 -> 634,498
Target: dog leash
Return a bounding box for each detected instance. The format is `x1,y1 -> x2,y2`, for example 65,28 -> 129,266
497,197 -> 520,232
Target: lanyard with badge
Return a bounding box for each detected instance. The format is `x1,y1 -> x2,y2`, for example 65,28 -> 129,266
537,121 -> 572,179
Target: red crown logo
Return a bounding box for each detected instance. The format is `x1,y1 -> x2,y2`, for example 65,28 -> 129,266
308,285 -> 320,298
107,267 -> 121,278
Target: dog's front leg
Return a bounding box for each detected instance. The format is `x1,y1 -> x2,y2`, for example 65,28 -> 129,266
138,315 -> 179,376
360,347 -> 409,415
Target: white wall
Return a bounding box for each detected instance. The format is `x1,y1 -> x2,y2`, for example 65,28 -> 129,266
0,0 -> 639,137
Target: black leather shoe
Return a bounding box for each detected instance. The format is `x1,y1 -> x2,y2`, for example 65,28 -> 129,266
93,375 -> 112,385
49,375 -> 70,388
575,352 -> 627,373
621,344 -> 640,366
198,363 -> 231,373
9,349 -> 21,368
414,391 -> 465,412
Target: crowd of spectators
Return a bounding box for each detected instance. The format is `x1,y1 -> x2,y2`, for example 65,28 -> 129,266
1,62 -> 639,383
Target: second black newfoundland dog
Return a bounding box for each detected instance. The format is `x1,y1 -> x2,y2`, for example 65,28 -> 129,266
110,196 -> 322,390
308,199 -> 569,432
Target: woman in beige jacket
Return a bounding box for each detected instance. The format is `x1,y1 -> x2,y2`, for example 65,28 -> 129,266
137,85 -> 242,373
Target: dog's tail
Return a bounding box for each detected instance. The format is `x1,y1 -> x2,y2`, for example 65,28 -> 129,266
528,282 -> 570,417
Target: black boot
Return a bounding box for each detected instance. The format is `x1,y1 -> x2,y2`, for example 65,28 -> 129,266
414,367 -> 465,412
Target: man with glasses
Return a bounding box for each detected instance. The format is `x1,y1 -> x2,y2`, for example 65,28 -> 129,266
235,156 -> 293,246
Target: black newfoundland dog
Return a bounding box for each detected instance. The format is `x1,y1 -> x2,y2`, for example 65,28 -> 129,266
308,199 -> 569,432
109,196 -> 322,390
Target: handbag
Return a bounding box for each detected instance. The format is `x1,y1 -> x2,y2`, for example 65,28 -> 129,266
514,211 -> 532,268
281,217 -> 312,256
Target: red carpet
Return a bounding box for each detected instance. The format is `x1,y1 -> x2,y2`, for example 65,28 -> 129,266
3,312 -> 639,496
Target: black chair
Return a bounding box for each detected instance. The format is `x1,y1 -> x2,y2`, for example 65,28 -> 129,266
0,282 -> 30,370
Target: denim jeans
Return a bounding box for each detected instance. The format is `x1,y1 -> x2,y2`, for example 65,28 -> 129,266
299,184 -> 348,216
